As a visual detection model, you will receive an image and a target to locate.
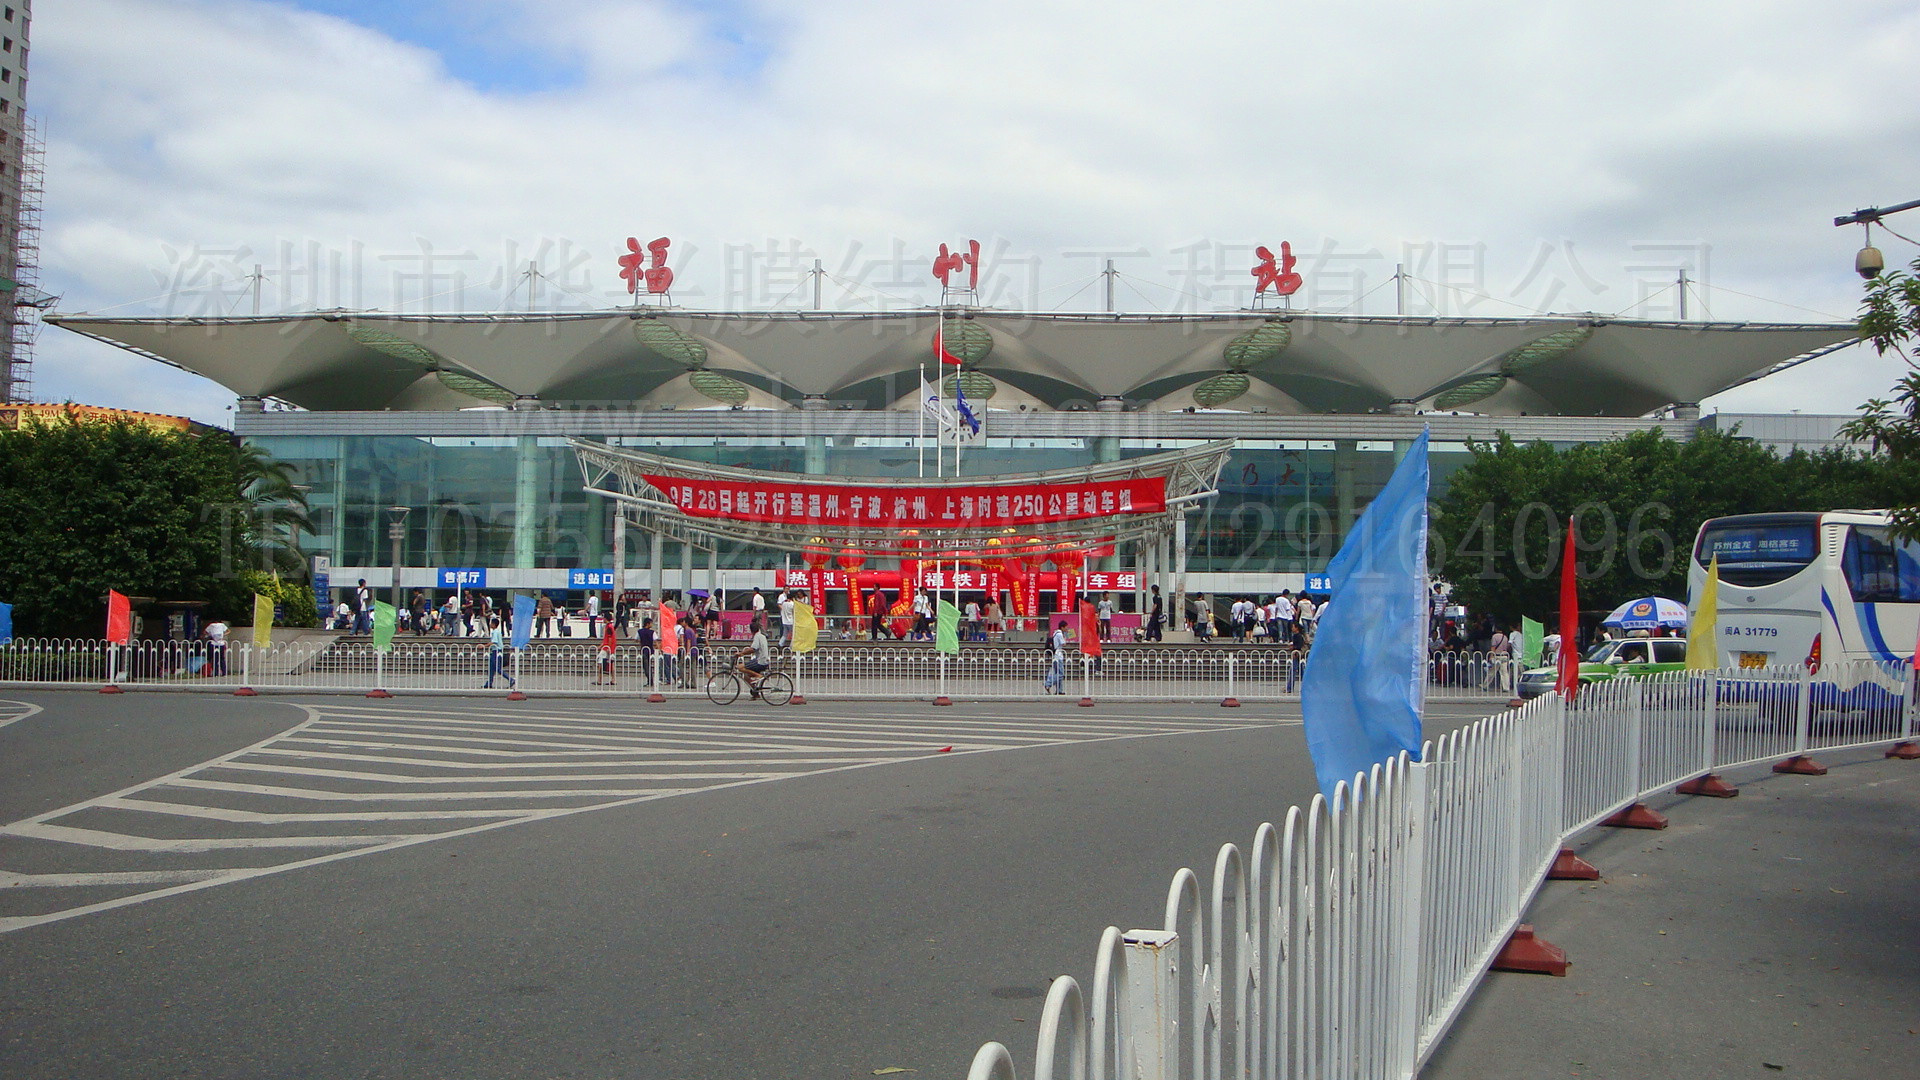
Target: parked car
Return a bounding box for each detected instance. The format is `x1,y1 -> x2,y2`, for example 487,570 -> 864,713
1515,637 -> 1689,699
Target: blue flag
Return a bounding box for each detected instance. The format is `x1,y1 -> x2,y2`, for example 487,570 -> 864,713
511,593 -> 535,651
1301,428 -> 1429,798
0,601 -> 11,643
954,381 -> 981,435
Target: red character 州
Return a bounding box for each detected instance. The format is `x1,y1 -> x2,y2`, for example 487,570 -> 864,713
932,240 -> 981,290
619,236 -> 675,295
1252,241 -> 1302,296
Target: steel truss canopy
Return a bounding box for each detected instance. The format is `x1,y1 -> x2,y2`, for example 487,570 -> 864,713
572,438 -> 1233,557
47,309 -> 1857,417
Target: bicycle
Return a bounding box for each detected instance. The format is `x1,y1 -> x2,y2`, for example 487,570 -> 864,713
705,664 -> 793,705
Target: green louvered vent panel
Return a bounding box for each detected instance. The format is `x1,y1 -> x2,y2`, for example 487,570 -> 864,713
1221,320 -> 1292,371
1433,374 -> 1507,411
1191,371 -> 1252,408
347,325 -> 441,369
939,318 -> 994,366
940,371 -> 997,400
1499,325 -> 1593,375
688,369 -> 751,406
437,371 -> 517,406
634,320 -> 710,367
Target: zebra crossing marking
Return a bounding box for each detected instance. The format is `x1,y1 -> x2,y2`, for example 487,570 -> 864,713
0,701 -> 1278,934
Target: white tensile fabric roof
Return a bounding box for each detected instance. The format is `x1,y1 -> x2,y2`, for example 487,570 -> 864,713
47,309 -> 1855,417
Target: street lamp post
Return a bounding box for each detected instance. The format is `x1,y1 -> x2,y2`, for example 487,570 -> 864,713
387,506 -> 411,610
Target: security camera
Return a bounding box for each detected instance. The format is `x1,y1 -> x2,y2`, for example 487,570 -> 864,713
1857,245 -> 1885,280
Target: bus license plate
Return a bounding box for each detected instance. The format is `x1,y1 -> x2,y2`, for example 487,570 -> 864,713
1738,652 -> 1768,669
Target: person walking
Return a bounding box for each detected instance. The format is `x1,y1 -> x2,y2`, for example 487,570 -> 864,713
484,615 -> 513,689
535,594 -> 554,638
1096,594 -> 1113,641
750,587 -> 766,633
1043,619 -> 1069,694
1482,624 -> 1512,691
984,597 -> 1002,641
353,579 -> 373,635
440,595 -> 459,637
586,591 -> 602,639
1295,592 -> 1317,649
410,591 -> 430,637
778,588 -> 795,648
1146,585 -> 1164,642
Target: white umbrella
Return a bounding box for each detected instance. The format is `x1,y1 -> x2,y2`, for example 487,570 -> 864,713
1602,596 -> 1688,630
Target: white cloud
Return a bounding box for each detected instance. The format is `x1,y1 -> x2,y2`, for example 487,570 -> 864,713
22,0 -> 1920,421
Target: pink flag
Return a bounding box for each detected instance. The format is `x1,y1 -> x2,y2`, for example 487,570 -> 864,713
106,590 -> 132,646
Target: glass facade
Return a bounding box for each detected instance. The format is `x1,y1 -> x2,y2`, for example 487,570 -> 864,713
251,432 -> 1479,576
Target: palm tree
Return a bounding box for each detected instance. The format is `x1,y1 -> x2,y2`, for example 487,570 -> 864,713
235,443 -> 315,577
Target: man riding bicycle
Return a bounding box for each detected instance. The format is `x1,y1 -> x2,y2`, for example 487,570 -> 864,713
732,625 -> 773,697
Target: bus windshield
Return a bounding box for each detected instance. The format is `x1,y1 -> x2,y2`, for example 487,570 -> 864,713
1695,519 -> 1819,587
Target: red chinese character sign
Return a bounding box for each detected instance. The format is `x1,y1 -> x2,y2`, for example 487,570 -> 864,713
643,475 -> 1167,529
1252,242 -> 1302,296
619,236 -> 675,295
932,240 -> 981,291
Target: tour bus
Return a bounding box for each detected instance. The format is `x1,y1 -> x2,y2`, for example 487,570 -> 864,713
1688,509 -> 1920,671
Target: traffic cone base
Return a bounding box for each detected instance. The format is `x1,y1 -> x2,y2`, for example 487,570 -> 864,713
1773,755 -> 1827,776
1601,802 -> 1669,830
1491,924 -> 1569,976
1675,773 -> 1739,798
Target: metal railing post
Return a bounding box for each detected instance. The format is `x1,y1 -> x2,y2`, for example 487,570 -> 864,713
1627,677 -> 1645,798
1702,669 -> 1720,773
1794,666 -> 1814,756
1082,654 -> 1092,701
1905,664 -> 1917,743
241,643 -> 251,688
1226,654 -> 1236,701
1122,929 -> 1179,1080
1388,762 -> 1430,1080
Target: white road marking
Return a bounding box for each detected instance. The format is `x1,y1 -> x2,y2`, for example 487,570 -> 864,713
0,700 -> 1277,934
0,699 -> 43,730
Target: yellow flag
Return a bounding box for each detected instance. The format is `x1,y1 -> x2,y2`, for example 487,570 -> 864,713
252,593 -> 275,648
791,601 -> 819,654
1686,554 -> 1719,671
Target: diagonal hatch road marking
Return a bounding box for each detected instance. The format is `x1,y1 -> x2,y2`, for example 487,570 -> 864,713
0,701 -> 1280,934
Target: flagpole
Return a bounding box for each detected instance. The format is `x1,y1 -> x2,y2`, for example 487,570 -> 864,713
918,362 -> 926,480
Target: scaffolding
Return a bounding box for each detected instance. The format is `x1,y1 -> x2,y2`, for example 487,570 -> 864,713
2,116 -> 46,403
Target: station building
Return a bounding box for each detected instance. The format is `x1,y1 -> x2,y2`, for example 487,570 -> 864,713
50,307 -> 1857,611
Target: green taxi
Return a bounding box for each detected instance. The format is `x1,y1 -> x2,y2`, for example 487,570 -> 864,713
1515,637 -> 1689,699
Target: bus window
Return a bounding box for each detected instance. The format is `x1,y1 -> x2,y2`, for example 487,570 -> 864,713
1696,520 -> 1819,587
1842,526 -> 1920,602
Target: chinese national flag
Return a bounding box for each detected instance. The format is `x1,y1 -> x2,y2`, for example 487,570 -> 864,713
934,321 -> 963,366
1079,600 -> 1103,658
1554,523 -> 1580,701
658,601 -> 680,655
106,590 -> 132,645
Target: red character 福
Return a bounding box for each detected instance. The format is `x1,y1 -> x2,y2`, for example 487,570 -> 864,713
619,236 -> 675,295
932,240 -> 980,290
1252,241 -> 1302,296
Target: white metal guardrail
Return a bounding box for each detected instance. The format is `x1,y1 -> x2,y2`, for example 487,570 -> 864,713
0,638 -> 1521,702
963,659 -> 1917,1080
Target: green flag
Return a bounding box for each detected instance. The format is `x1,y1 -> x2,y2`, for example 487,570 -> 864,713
1520,616 -> 1543,667
371,600 -> 397,653
935,599 -> 960,654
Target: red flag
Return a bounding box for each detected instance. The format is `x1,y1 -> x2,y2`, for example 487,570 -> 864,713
1554,522 -> 1579,700
658,601 -> 680,655
106,590 -> 132,645
1079,600 -> 1102,657
934,320 -> 963,366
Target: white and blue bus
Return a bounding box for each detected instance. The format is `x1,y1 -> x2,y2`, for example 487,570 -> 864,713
1689,510 -> 1920,671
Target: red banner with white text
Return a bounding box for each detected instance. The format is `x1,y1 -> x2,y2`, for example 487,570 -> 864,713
645,475 -> 1166,529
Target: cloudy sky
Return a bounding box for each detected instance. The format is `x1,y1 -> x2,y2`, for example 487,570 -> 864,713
23,0 -> 1920,424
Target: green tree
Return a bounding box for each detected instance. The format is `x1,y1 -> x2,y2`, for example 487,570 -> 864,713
1433,428 -> 1920,625
0,414 -> 314,636
1839,249 -> 1920,537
